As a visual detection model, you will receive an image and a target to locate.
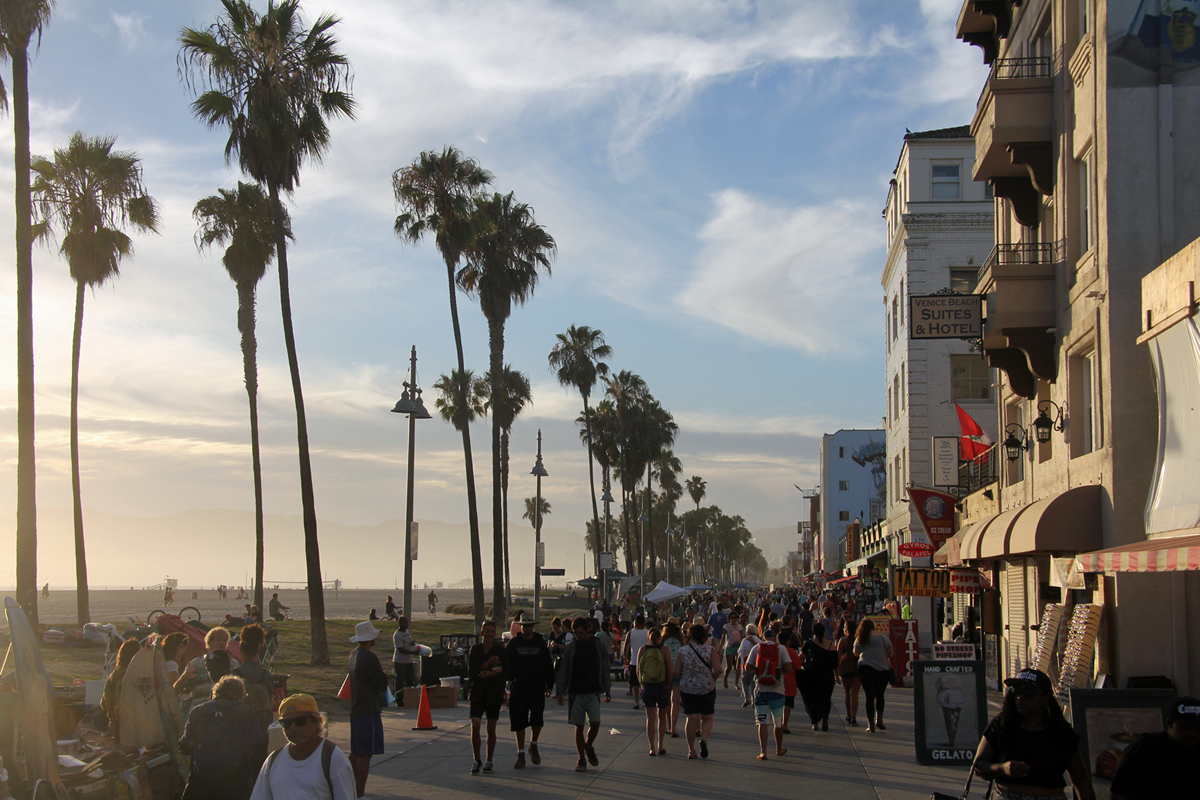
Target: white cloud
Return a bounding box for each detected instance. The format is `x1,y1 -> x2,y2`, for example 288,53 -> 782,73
676,189 -> 882,355
110,12 -> 147,50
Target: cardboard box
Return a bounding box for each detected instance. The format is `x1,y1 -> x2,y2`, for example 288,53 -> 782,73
403,686 -> 458,709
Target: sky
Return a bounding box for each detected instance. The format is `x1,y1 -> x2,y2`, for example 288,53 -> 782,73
0,0 -> 989,586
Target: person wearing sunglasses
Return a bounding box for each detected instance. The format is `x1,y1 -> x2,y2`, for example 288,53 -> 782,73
971,668 -> 1095,800
249,694 -> 355,800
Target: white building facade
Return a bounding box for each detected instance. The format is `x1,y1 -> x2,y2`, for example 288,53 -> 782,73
817,429 -> 886,574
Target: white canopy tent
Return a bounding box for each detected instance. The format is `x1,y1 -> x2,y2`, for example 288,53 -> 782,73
644,581 -> 689,604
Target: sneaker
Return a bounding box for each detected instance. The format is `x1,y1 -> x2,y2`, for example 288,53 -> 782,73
575,758 -> 587,772
470,760 -> 481,775
529,743 -> 541,765
483,761 -> 493,773
822,717 -> 829,732
585,743 -> 599,766
514,753 -> 525,769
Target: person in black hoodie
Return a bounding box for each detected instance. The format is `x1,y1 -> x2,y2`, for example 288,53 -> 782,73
505,618 -> 555,770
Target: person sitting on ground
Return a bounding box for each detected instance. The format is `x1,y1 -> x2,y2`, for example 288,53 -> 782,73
101,639 -> 141,737
248,694 -> 355,800
179,675 -> 261,800
368,608 -> 379,621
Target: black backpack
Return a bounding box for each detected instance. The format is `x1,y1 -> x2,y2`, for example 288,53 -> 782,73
186,700 -> 249,776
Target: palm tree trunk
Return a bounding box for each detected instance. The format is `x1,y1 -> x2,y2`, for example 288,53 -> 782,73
270,185 -> 329,666
501,430 -> 511,609
646,463 -> 655,586
70,282 -> 88,624
442,255 -> 485,628
237,280 -> 266,616
13,44 -> 37,625
582,396 -> 601,577
622,487 -> 634,576
488,316 -> 506,624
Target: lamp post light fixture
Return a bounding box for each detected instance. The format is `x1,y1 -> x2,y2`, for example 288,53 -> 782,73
1003,423 -> 1029,462
391,345 -> 432,622
601,482 -> 614,603
1033,400 -> 1066,444
530,430 -> 549,624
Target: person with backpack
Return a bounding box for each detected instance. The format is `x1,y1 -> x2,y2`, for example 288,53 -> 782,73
232,625 -> 275,772
504,617 -> 553,770
179,675 -> 261,800
637,626 -> 673,757
745,626 -> 794,761
249,694 -> 355,800
674,624 -> 721,759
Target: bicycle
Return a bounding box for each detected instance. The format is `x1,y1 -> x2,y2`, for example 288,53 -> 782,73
428,601 -> 437,616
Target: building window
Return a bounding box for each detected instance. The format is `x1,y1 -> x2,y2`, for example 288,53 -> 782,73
839,511 -> 850,522
839,447 -> 845,458
900,366 -> 906,410
894,374 -> 901,419
887,386 -> 893,422
1070,348 -> 1099,456
951,354 -> 993,401
1078,155 -> 1093,253
950,267 -> 978,294
838,481 -> 849,491
892,296 -> 899,341
932,164 -> 961,200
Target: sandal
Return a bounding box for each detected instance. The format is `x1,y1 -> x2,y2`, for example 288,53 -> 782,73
648,750 -> 657,756
756,753 -> 768,761
658,748 -> 666,755
688,753 -> 698,759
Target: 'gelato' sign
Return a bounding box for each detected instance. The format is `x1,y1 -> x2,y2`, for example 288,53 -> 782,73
909,294 -> 982,339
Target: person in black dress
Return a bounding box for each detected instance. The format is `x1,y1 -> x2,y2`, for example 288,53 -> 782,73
799,622 -> 839,731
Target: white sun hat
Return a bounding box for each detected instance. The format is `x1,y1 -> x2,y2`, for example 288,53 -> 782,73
349,620 -> 381,642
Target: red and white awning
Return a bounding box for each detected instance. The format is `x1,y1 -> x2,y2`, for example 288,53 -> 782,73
1075,533 -> 1200,573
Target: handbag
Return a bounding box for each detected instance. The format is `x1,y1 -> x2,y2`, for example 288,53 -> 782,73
930,762 -> 992,800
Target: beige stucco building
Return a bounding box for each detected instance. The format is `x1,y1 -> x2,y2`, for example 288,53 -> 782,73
943,0 -> 1200,695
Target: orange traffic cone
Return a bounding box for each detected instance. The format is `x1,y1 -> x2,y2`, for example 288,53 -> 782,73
412,685 -> 438,731
336,674 -> 351,700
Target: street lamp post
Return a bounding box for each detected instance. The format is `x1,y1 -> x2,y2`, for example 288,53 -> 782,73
391,345 -> 431,622
601,482 -> 614,604
530,430 -> 549,624
665,520 -> 673,585
638,509 -> 649,590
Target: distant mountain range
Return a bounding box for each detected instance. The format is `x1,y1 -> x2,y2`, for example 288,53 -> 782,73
25,506 -> 799,588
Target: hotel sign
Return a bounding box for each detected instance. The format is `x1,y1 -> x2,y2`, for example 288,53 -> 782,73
910,294 -> 983,339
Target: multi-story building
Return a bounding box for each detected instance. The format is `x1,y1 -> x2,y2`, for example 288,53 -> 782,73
817,430 -> 886,574
881,126 -> 998,648
948,0 -> 1200,693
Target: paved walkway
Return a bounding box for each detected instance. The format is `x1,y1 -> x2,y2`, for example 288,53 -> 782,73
323,682 -> 999,800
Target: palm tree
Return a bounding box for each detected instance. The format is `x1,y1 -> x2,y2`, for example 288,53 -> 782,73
31,132 -> 158,625
393,146 -> 492,627
180,0 -> 356,665
605,371 -> 650,574
522,496 -> 551,533
686,476 -> 707,513
459,191 -> 555,624
548,325 -> 610,576
194,182 -> 289,616
483,365 -> 531,608
2,0 -> 53,625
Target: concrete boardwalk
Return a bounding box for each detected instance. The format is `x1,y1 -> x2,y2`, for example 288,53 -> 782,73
324,682 -> 988,800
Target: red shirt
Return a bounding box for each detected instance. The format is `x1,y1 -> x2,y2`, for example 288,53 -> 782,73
783,646 -> 800,697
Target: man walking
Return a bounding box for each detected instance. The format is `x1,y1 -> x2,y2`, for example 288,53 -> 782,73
555,617 -> 612,772
505,617 -> 555,769
249,694 -> 356,800
347,621 -> 388,798
745,627 -> 794,761
468,620 -> 508,774
391,617 -> 419,708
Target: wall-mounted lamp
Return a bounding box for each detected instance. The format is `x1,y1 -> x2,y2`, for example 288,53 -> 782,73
1033,400 -> 1066,444
1003,423 -> 1029,462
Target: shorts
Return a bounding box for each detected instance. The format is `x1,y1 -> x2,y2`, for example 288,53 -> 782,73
753,692 -> 785,726
628,666 -> 640,688
567,692 -> 603,726
840,671 -> 859,680
469,693 -> 503,720
640,683 -> 670,709
349,714 -> 384,755
680,689 -> 716,716
508,691 -> 546,731
724,645 -> 738,656
784,695 -> 795,709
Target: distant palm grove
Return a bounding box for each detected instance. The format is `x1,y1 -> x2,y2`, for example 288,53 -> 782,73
7,0 -> 767,664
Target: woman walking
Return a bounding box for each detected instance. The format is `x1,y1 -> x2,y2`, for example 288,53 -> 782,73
737,623 -> 762,707
638,627 -> 673,756
723,614 -> 744,688
675,624 -> 721,759
835,618 -> 861,725
853,619 -> 893,733
971,668 -> 1095,800
662,619 -> 685,737
799,622 -> 838,731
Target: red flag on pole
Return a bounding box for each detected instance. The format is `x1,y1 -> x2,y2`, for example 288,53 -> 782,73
955,403 -> 991,459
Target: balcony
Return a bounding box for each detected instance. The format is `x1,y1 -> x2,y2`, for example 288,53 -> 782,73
977,242 -> 1061,398
956,0 -> 1023,65
972,56 -> 1054,228
959,443 -> 1001,494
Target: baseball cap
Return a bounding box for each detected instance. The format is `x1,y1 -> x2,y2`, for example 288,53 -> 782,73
762,627 -> 778,639
1170,696 -> 1200,726
1004,668 -> 1053,694
278,693 -> 320,719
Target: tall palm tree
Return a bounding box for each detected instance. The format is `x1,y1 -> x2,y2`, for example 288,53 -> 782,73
31,132 -> 158,625
686,476 -> 706,513
393,146 -> 492,627
484,365 -> 531,607
2,0 -> 53,625
459,191 -> 555,624
522,496 -> 551,533
605,371 -> 649,574
180,0 -> 355,665
548,325 -> 610,576
194,182 -> 290,616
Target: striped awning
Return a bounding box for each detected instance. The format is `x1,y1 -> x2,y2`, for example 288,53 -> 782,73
1075,532 -> 1200,573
